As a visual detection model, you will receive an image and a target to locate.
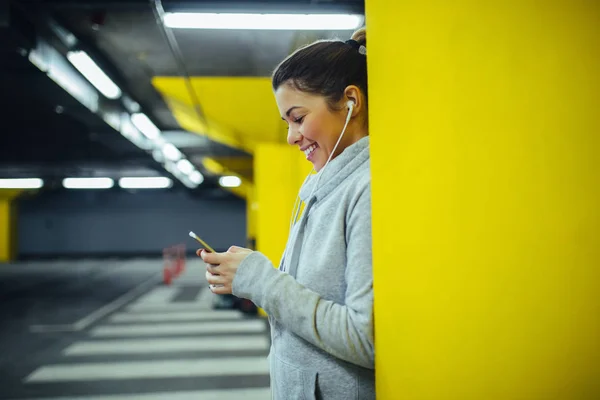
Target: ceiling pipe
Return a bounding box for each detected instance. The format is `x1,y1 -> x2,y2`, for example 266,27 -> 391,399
150,0 -> 207,126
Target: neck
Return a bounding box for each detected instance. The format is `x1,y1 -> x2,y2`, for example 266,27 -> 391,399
345,123 -> 369,147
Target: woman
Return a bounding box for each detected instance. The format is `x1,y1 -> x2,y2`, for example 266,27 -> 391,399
199,28 -> 374,399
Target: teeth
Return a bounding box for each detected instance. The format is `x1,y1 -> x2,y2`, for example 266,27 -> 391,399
304,144 -> 317,157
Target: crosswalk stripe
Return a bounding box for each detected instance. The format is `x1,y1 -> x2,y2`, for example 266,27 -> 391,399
126,303 -> 213,313
90,320 -> 266,337
196,284 -> 214,304
63,336 -> 270,355
10,388 -> 271,400
25,357 -> 270,382
109,310 -> 243,323
134,287 -> 181,304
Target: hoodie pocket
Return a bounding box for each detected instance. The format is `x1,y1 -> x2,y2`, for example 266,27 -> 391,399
272,354 -> 317,400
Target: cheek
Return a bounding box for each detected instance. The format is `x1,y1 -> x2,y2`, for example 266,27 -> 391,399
301,119 -> 322,142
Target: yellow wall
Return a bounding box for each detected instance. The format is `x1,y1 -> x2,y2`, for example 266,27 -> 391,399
367,0 -> 599,398
0,200 -> 11,262
0,190 -> 22,263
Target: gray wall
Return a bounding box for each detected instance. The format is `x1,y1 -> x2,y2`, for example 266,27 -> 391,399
17,189 -> 246,257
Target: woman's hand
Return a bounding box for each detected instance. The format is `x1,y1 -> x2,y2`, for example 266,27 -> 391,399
196,246 -> 253,295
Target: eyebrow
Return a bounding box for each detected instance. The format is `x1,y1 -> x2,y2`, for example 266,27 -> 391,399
282,106 -> 300,120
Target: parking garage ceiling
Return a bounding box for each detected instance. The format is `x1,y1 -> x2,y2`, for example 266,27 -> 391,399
1,0 -> 364,193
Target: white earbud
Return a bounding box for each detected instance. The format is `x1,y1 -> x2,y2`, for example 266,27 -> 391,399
346,100 -> 355,124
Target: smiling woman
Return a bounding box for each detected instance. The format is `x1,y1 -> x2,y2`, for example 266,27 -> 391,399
274,28 -> 368,172
199,27 -> 374,400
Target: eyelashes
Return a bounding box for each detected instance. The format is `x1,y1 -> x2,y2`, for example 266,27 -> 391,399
293,116 -> 305,124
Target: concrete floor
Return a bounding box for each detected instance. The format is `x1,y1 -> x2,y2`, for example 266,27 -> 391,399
0,258 -> 270,399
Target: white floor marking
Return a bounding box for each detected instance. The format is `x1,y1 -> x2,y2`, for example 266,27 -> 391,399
109,310 -> 242,323
134,287 -> 181,304
10,388 -> 271,400
89,320 -> 266,337
63,336 -> 270,355
25,357 -> 269,382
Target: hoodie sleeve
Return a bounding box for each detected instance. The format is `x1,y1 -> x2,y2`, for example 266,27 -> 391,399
232,184 -> 374,369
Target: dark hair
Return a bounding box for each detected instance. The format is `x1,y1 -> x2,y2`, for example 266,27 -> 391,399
272,28 -> 367,110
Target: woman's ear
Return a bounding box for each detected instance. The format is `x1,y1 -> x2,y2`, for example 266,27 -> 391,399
343,85 -> 363,117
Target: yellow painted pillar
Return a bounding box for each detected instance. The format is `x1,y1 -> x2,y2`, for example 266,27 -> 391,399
254,143 -> 312,269
0,190 -> 22,263
367,0 -> 599,398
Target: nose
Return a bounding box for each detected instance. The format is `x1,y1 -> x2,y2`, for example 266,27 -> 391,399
287,125 -> 302,146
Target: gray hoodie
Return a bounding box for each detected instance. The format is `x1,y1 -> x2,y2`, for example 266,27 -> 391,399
233,136 -> 374,399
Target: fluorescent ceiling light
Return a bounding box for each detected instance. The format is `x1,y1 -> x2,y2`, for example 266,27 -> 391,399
131,113 -> 160,140
162,143 -> 182,161
121,118 -> 143,141
181,178 -> 199,189
189,170 -> 204,185
152,149 -> 165,163
152,136 -> 166,148
219,175 -> 242,188
29,41 -> 99,111
164,13 -> 362,30
119,177 -> 172,189
63,177 -> 114,189
164,161 -> 180,177
66,51 -> 122,99
102,112 -> 121,131
176,159 -> 194,175
0,178 -> 44,189
47,66 -> 99,112
122,96 -> 141,113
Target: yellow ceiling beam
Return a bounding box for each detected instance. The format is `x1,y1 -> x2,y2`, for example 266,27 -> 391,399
162,95 -> 249,152
202,157 -> 253,201
152,77 -> 288,154
0,189 -> 24,200
202,157 -> 227,175
202,156 -> 253,182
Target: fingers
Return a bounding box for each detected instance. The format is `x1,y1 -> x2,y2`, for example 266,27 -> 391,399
205,271 -> 231,294
198,249 -> 222,264
198,246 -> 248,258
196,248 -> 215,256
197,248 -> 236,296
206,264 -> 219,275
205,270 -> 225,285
228,245 -> 252,253
209,284 -> 230,295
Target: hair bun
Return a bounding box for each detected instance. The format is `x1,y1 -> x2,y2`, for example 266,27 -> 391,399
351,27 -> 366,47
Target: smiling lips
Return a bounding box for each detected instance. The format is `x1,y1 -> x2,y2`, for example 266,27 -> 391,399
303,143 -> 318,160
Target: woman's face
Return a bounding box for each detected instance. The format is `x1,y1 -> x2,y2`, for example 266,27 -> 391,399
275,83 -> 351,172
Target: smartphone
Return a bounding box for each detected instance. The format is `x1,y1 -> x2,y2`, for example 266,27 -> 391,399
188,231 -> 215,253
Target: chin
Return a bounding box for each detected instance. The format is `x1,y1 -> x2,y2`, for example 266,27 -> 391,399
313,160 -> 325,172
310,148 -> 326,172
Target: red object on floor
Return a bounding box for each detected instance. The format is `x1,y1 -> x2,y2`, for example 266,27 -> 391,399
163,244 -> 186,285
